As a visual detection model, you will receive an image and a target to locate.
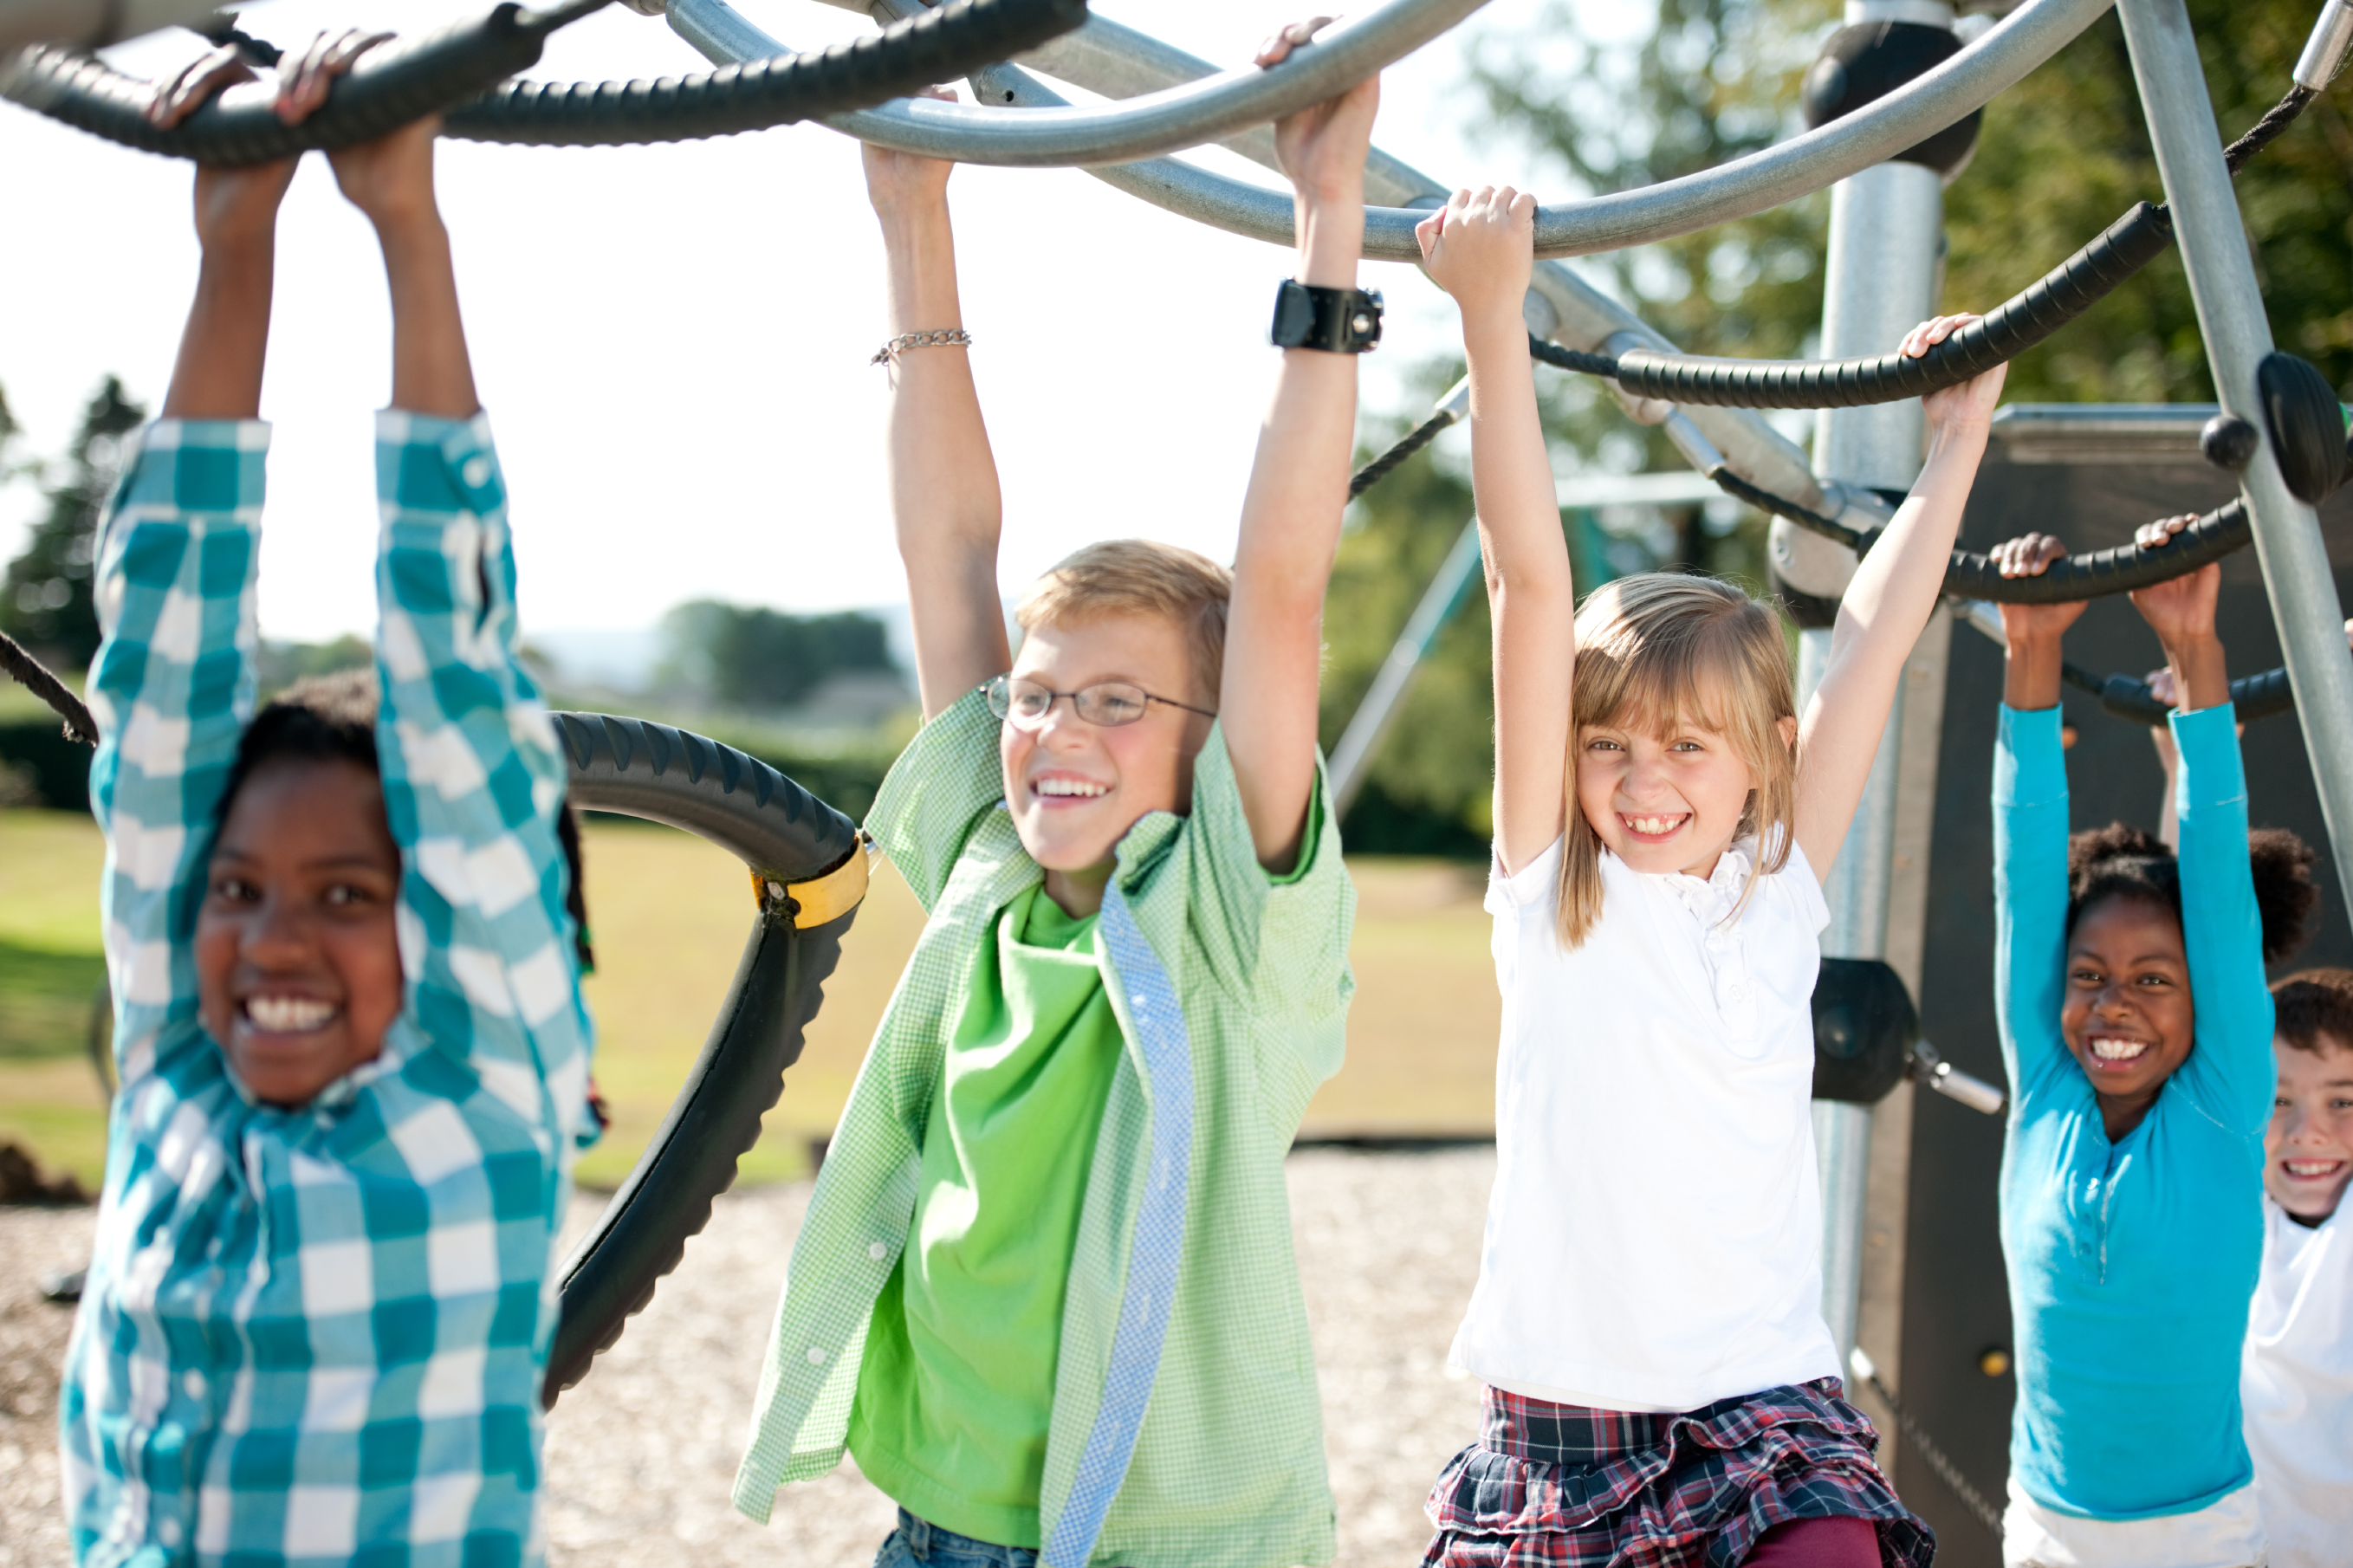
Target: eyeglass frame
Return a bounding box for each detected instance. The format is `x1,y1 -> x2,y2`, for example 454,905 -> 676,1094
984,673 -> 1218,730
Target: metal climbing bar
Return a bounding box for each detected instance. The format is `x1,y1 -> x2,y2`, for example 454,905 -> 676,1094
2116,0 -> 2353,915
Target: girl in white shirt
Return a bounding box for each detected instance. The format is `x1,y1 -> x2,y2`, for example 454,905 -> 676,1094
2244,969 -> 2353,1568
1410,186 -> 2003,1567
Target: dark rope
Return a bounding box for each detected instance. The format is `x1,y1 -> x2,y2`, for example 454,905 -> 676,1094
2224,82 -> 2317,172
0,631 -> 97,746
1852,1361 -> 2005,1539
1348,408 -> 1457,498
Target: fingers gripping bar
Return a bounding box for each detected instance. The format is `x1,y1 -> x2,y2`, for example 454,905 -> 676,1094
1,0 -> 1092,160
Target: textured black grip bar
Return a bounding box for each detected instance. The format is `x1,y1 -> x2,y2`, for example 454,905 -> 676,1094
1607,203 -> 2175,409
1947,502 -> 2251,605
447,0 -> 1091,146
546,711 -> 860,1403
2063,661 -> 2297,725
0,3 -> 557,165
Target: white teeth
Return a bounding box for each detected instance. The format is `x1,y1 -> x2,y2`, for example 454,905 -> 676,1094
1034,778 -> 1107,799
1625,814 -> 1682,836
2284,1160 -> 2345,1177
244,995 -> 335,1033
2088,1036 -> 2149,1061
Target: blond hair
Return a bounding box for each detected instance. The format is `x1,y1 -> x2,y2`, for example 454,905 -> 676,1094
1558,573 -> 1798,948
1016,539 -> 1234,706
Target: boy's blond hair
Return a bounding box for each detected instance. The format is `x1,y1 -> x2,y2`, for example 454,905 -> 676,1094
1017,539 -> 1233,706
1559,573 -> 1798,949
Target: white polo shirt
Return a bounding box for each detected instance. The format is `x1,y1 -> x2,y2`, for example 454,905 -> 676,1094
2243,1195 -> 2353,1568
1449,835 -> 1842,1413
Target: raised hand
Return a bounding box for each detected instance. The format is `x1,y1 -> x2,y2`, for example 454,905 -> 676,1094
1909,313 -> 2005,438
326,115 -> 439,231
148,42 -> 255,128
1415,185 -> 1537,321
2129,560 -> 2227,712
1991,532 -> 2090,648
275,29 -> 392,124
2134,511 -> 2198,551
863,86 -> 957,217
1988,533 -> 2084,710
1260,18 -> 1378,208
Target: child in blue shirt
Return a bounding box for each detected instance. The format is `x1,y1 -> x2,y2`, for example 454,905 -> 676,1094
62,37 -> 593,1565
1985,530 -> 2317,1567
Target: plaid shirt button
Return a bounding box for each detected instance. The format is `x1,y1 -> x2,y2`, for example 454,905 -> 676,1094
869,1243 -> 890,1261
807,1346 -> 827,1365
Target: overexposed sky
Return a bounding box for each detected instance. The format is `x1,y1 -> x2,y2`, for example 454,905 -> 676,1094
0,0 -> 1629,644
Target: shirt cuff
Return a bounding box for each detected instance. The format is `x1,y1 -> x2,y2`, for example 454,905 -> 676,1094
1995,703 -> 2068,807
2168,701 -> 2246,810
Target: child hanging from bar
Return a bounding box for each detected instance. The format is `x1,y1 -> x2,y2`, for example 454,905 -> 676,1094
62,34 -> 596,1565
1982,526 -> 2320,1567
729,20 -> 1372,1568
1407,181 -> 1998,1565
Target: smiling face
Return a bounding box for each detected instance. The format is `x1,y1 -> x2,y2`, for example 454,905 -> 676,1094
1572,703 -> 1792,881
1000,612 -> 1214,916
2266,1033 -> 2353,1222
196,756 -> 405,1106
2059,893 -> 2195,1137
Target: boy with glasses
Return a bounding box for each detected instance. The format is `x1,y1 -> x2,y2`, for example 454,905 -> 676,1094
732,23 -> 1374,1568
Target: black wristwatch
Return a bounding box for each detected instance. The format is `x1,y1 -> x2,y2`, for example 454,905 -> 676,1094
1269,281 -> 1384,353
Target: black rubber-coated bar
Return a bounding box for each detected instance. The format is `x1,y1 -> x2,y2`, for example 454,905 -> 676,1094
0,629 -> 96,745
545,712 -> 860,1403
1945,502 -> 2251,605
1607,203 -> 2175,409
0,3 -> 565,165
445,0 -> 1092,147
2062,661 -> 2297,726
1714,460 -> 2258,605
3,0 -> 1092,160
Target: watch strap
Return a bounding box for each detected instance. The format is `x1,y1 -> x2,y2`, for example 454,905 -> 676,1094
1269,281 -> 1384,353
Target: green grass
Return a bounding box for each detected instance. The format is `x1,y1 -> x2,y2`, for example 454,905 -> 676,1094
0,807 -> 1503,1197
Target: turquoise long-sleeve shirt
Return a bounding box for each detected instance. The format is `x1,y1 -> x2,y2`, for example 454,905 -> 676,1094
1993,702 -> 2272,1520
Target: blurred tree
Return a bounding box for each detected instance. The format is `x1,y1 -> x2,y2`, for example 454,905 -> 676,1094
1,378 -> 146,666
658,601 -> 896,710
1943,0 -> 2352,400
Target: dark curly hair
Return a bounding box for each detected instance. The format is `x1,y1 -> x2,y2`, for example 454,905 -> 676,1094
217,667 -> 594,973
2273,967 -> 2353,1056
2065,820 -> 2318,965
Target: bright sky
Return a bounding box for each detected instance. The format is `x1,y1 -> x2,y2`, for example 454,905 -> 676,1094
0,0 -> 1622,649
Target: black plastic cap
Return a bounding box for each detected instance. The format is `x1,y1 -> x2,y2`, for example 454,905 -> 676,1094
2200,412 -> 2259,472
1802,21 -> 1981,178
1812,958 -> 1919,1105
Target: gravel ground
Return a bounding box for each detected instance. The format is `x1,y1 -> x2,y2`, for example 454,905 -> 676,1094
0,1147 -> 1490,1567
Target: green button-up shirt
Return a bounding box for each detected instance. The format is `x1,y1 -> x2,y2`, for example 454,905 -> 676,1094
733,689 -> 1356,1568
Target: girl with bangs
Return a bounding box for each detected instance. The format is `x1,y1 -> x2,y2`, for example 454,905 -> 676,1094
1407,185 -> 2005,1567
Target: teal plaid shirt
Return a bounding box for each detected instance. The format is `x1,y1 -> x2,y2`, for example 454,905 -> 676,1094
734,691 -> 1357,1568
62,413 -> 594,1567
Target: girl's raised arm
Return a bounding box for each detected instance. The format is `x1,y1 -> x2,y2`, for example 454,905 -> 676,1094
1793,315 -> 2005,879
1416,186 -> 1569,877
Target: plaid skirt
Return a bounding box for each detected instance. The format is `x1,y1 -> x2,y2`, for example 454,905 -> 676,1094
1422,1380 -> 1935,1568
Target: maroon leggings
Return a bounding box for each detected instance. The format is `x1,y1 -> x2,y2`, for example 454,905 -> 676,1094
1739,1514 -> 1882,1566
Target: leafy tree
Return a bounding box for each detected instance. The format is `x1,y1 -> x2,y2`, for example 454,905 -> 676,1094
658,601 -> 897,710
1,378 -> 146,665
1943,0 -> 2352,400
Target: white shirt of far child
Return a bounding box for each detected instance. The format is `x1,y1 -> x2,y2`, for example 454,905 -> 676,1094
1452,833 -> 1842,1413
2242,1195 -> 2353,1568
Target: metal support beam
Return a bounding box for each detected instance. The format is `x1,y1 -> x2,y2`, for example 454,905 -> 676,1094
2116,0 -> 2353,915
1801,3 -> 1954,1377
1329,518 -> 1485,817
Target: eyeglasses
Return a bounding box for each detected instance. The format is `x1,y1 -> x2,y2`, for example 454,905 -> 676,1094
985,675 -> 1216,730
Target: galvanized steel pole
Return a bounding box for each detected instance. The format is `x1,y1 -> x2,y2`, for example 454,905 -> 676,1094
2115,0 -> 2353,914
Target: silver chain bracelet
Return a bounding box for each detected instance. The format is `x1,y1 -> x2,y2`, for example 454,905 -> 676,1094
871,328 -> 974,366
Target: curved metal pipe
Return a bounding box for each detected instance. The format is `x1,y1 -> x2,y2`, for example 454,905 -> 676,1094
673,0 -> 1488,168
684,0 -> 2107,258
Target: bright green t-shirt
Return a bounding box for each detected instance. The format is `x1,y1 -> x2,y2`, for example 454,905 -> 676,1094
847,882 -> 1122,1548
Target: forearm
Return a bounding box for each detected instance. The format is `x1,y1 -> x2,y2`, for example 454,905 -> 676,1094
163,239 -> 275,420
2158,629 -> 2229,712
376,211 -> 478,418
1835,420 -> 1983,669
2004,633 -> 2065,709
1223,187 -> 1365,865
877,195 -> 1008,716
